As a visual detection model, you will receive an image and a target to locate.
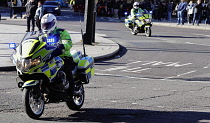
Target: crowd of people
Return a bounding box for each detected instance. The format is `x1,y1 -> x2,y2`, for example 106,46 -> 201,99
96,0 -> 210,25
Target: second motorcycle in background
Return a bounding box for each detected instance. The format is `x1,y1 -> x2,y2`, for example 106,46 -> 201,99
125,9 -> 152,37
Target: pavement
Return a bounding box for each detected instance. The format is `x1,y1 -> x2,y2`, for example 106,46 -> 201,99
1,9 -> 210,71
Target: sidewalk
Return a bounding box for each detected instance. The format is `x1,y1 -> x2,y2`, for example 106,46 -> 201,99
0,24 -> 119,71
102,16 -> 210,30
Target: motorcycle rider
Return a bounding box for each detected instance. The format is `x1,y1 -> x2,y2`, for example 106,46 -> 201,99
39,13 -> 76,96
130,2 -> 144,22
127,2 -> 145,29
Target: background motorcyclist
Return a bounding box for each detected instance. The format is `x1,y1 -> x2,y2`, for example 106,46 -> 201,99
39,13 -> 75,96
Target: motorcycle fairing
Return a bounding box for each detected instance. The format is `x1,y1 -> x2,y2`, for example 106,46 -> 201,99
37,56 -> 64,81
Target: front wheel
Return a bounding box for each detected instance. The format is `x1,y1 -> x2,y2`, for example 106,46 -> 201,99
66,84 -> 85,110
145,27 -> 151,37
23,87 -> 44,119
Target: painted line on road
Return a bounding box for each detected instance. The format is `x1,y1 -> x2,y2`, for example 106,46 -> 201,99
194,34 -> 210,37
186,42 -> 210,47
131,68 -> 151,73
95,71 -> 210,84
204,64 -> 210,69
163,70 -> 197,80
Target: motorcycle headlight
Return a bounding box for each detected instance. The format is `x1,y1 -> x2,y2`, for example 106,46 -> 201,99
17,57 -> 41,72
31,57 -> 41,67
144,19 -> 151,23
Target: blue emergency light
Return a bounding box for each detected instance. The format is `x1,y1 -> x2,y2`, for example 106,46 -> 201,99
9,43 -> 16,49
46,37 -> 56,44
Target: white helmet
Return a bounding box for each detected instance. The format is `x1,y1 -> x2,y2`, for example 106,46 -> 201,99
133,2 -> 139,9
41,14 -> 57,34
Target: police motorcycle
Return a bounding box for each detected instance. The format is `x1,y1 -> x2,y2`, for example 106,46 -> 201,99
124,9 -> 152,37
9,31 -> 95,119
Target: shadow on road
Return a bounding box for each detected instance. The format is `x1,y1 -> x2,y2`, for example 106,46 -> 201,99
39,108 -> 210,122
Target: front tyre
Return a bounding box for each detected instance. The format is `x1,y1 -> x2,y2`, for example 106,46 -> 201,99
66,85 -> 84,110
145,27 -> 151,37
23,88 -> 44,119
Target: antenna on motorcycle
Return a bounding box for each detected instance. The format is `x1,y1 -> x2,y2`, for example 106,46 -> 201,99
79,11 -> 87,57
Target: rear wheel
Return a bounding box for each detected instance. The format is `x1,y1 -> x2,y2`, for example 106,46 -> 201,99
23,87 -> 44,119
66,84 -> 84,110
145,27 -> 151,37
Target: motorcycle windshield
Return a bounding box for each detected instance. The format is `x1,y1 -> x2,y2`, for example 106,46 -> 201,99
136,9 -> 151,19
20,39 -> 47,58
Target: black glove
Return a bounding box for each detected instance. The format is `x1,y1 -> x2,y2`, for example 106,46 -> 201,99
58,44 -> 65,49
51,47 -> 63,57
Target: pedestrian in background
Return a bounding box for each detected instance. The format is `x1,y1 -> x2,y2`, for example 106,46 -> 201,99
167,2 -> 173,21
35,0 -> 44,32
193,0 -> 202,26
177,0 -> 187,25
205,2 -> 210,24
25,0 -> 37,32
12,0 -> 22,19
113,0 -> 119,19
186,0 -> 194,24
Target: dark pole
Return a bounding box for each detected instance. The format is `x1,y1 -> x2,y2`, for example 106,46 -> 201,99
84,0 -> 95,45
10,0 -> 13,18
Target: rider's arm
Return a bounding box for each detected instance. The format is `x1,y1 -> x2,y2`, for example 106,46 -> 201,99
130,8 -> 135,17
60,30 -> 73,52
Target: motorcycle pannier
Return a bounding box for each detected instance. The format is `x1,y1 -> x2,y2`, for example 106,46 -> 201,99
77,56 -> 95,84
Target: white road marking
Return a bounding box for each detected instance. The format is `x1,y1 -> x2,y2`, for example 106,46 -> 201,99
177,70 -> 197,77
96,66 -> 129,71
141,61 -> 158,65
194,34 -> 210,37
165,62 -> 192,67
132,68 -> 151,73
204,64 -> 210,69
95,72 -> 210,84
126,60 -> 143,65
132,103 -> 138,105
186,42 -> 210,47
164,70 -> 197,79
122,67 -> 142,72
111,101 -> 117,103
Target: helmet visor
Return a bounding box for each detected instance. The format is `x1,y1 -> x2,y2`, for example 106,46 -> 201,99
41,19 -> 56,30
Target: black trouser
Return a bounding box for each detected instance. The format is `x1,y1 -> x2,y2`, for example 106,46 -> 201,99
187,14 -> 193,23
27,16 -> 35,31
35,16 -> 41,31
62,57 -> 74,94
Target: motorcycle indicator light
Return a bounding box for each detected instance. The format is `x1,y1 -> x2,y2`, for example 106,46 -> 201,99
9,43 -> 16,49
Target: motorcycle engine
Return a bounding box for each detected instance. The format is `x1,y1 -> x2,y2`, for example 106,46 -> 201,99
52,71 -> 69,91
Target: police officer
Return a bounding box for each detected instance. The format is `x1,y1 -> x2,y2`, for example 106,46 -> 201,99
39,13 -> 75,96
